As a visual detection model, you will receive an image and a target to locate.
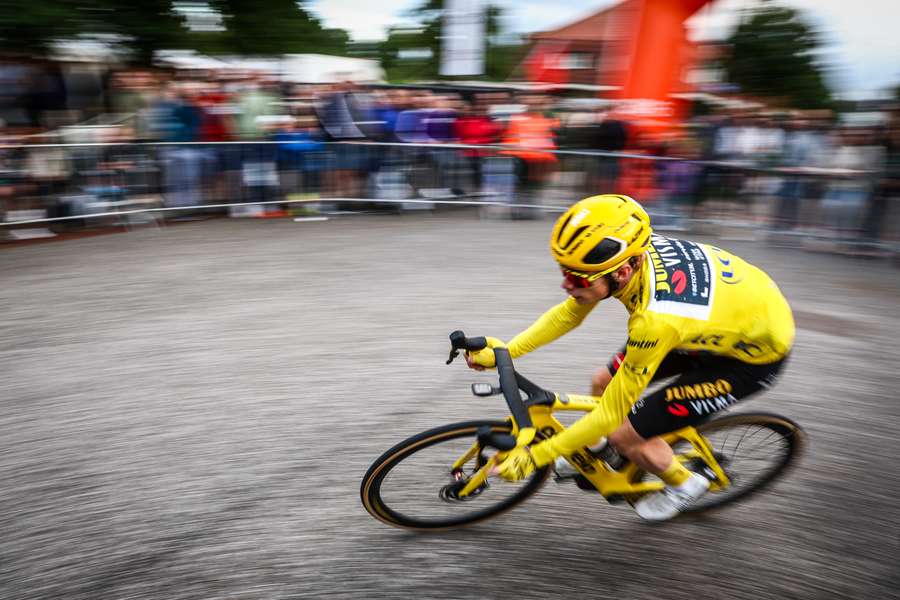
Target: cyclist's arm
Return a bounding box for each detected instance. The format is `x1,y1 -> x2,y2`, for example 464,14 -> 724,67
507,296 -> 598,358
529,317 -> 680,464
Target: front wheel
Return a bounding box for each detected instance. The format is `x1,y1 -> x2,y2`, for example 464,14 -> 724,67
361,420 -> 550,530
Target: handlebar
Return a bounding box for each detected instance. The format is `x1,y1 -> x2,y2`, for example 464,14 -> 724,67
448,330 -> 533,431
448,330 -> 487,354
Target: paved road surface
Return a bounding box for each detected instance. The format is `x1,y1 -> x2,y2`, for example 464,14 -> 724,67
2,213 -> 898,599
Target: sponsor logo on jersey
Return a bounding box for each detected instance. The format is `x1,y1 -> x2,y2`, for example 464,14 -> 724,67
623,362 -> 649,376
647,236 -> 714,318
665,379 -> 733,402
690,333 -> 724,346
688,394 -> 738,415
733,340 -> 763,358
668,402 -> 689,417
648,244 -> 670,294
672,269 -> 687,295
709,245 -> 744,284
626,337 -> 658,350
652,235 -> 684,268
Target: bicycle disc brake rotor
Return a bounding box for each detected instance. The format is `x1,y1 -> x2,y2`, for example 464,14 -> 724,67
439,471 -> 490,503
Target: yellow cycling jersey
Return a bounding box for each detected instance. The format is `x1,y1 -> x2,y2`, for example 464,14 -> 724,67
617,234 -> 795,364
507,234 -> 795,459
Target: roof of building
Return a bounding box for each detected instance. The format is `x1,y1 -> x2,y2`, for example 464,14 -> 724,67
530,0 -> 636,42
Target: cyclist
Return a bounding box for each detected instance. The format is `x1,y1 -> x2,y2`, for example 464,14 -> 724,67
465,194 -> 794,521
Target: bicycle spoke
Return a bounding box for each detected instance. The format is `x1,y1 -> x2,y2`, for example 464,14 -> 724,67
676,417 -> 801,512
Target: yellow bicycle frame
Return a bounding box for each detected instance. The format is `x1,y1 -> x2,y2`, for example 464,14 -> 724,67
454,393 -> 730,499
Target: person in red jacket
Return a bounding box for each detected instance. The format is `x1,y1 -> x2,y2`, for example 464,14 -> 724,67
454,100 -> 502,190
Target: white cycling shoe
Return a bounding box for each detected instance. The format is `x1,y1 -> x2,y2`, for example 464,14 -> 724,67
634,472 -> 710,522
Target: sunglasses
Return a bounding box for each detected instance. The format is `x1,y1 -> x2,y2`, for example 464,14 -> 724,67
561,267 -> 605,288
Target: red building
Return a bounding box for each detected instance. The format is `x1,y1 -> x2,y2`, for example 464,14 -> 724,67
520,0 -> 713,127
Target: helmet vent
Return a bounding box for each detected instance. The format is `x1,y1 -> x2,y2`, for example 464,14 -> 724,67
559,225 -> 589,249
555,213 -> 574,244
564,225 -> 590,248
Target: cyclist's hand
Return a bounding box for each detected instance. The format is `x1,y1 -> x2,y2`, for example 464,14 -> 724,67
464,336 -> 506,370
493,446 -> 536,481
492,441 -> 556,481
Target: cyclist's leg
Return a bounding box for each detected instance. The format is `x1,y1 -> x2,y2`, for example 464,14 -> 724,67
609,355 -> 788,476
608,422 -> 675,473
628,355 -> 788,439
598,348 -> 703,473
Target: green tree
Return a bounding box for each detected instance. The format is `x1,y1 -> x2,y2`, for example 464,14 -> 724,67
0,1 -> 189,65
0,1 -> 350,64
213,0 -> 348,56
0,1 -> 91,56
98,1 -> 190,65
724,1 -> 833,109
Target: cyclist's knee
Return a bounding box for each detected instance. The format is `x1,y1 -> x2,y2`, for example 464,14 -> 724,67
608,421 -> 670,470
608,419 -> 644,454
592,367 -> 613,396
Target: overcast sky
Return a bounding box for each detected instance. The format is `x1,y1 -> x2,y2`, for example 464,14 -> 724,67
308,0 -> 899,97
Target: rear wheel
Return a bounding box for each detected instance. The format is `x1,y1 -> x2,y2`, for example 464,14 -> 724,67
634,412 -> 805,514
361,420 -> 550,530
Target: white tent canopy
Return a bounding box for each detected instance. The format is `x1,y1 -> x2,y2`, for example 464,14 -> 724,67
155,50 -> 232,70
280,54 -> 384,84
153,50 -> 384,84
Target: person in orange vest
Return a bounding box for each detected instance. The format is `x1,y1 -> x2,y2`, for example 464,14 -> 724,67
501,94 -> 559,212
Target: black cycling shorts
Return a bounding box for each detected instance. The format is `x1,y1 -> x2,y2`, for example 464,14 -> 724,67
607,346 -> 788,439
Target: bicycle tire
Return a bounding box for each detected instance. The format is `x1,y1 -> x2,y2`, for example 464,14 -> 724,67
632,412 -> 805,515
361,420 -> 551,530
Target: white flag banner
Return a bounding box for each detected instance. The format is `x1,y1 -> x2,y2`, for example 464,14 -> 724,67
440,0 -> 486,77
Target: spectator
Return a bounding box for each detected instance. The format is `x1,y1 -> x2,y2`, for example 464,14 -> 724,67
195,81 -> 234,142
455,100 -> 502,191
501,93 -> 559,211
584,107 -> 628,193
819,126 -> 885,238
774,114 -> 819,230
275,111 -> 325,197
862,115 -> 899,242
315,81 -> 366,141
393,92 -> 432,144
315,82 -> 368,199
236,75 -> 277,140
655,137 -> 702,230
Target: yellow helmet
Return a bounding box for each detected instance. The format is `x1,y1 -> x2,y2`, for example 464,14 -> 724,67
550,194 -> 652,275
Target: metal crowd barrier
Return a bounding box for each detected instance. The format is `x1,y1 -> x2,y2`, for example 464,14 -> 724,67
0,140 -> 896,259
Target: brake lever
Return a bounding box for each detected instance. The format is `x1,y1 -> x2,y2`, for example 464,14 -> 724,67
446,348 -> 460,365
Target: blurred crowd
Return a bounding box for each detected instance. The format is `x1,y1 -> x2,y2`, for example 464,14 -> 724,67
1,67 -> 899,247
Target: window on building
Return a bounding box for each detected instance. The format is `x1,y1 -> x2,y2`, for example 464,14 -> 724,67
562,53 -> 594,70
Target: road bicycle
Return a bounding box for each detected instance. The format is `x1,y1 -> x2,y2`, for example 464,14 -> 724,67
361,331 -> 805,530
